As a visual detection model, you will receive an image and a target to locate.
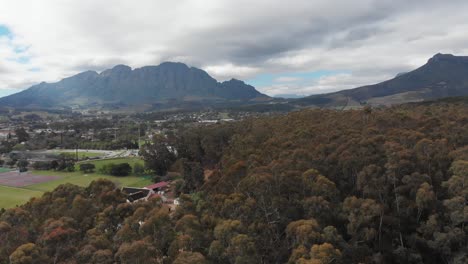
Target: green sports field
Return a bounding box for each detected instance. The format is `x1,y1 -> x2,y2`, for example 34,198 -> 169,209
0,168 -> 11,173
76,157 -> 144,171
0,185 -> 44,209
0,157 -> 152,209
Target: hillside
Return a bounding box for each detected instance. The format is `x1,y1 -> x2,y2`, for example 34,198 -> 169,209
0,62 -> 268,110
296,53 -> 468,108
0,101 -> 467,263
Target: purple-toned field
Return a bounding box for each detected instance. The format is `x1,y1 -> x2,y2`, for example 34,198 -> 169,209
0,171 -> 59,187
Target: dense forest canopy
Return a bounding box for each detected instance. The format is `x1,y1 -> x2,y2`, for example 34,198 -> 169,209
1,100 -> 467,263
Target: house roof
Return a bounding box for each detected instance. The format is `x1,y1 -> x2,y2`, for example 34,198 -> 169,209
125,189 -> 151,202
122,187 -> 147,195
145,181 -> 169,190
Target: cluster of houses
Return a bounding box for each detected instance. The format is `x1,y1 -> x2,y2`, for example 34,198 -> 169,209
122,181 -> 179,206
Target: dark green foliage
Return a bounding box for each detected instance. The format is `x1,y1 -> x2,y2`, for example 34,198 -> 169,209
140,136 -> 177,176
17,159 -> 28,172
99,163 -> 132,176
55,157 -> 75,172
181,161 -> 204,193
132,163 -> 145,175
32,161 -> 54,170
79,163 -> 96,173
109,163 -> 132,177
14,127 -> 29,143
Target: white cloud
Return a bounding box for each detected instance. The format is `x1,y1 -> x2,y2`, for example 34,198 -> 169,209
0,0 -> 467,96
203,63 -> 262,80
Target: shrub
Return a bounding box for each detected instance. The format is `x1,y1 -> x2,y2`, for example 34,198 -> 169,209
79,163 -> 96,173
110,163 -> 132,177
32,161 -> 54,170
57,160 -> 75,172
99,163 -> 114,175
133,163 -> 145,175
99,163 -> 132,176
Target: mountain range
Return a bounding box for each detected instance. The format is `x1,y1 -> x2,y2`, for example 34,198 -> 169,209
296,53 -> 468,108
0,62 -> 268,110
1,53 -> 468,111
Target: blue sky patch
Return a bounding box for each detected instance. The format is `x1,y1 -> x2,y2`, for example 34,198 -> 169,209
0,88 -> 20,98
29,67 -> 41,72
15,56 -> 30,64
0,25 -> 12,38
247,70 -> 347,88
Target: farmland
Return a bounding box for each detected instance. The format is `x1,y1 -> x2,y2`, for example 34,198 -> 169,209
0,157 -> 151,208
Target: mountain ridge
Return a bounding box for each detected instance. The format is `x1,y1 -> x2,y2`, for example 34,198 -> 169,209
2,53 -> 468,111
296,53 -> 468,108
0,62 -> 268,110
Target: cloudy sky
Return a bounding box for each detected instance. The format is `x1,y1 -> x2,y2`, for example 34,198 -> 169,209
1,0 -> 468,97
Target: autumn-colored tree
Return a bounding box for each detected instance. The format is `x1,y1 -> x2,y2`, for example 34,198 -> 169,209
115,240 -> 159,264
343,197 -> 382,244
173,251 -> 207,264
286,219 -> 322,248
415,183 -> 435,222
9,243 -> 49,264
297,243 -> 342,264
0,102 -> 467,263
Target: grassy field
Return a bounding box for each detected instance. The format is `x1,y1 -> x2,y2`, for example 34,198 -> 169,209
28,170 -> 152,192
0,185 -> 44,209
0,157 -> 151,208
76,157 -> 144,171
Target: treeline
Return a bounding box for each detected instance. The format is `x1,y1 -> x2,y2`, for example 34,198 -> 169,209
0,101 -> 467,263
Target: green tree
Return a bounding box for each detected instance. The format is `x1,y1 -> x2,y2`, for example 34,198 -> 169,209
133,163 -> 145,175
140,136 -> 176,176
14,128 -> 29,143
182,161 -> 204,193
110,163 -> 132,176
17,159 -> 29,172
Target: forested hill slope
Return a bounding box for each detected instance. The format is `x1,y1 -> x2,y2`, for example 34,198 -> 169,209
0,101 -> 467,263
